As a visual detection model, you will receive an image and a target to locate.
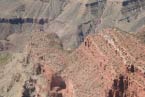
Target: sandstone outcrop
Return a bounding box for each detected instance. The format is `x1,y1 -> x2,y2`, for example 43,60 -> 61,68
1,28 -> 143,97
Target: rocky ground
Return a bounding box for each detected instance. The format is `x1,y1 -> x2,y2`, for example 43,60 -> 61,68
0,28 -> 144,97
0,0 -> 145,97
134,26 -> 145,43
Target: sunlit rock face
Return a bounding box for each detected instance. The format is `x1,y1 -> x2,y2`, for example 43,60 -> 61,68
0,1 -> 145,97
0,25 -> 145,97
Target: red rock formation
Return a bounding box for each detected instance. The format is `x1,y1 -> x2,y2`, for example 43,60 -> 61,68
63,28 -> 145,97
24,28 -> 145,97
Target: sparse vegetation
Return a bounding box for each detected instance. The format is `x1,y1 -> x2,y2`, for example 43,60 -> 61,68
0,53 -> 11,65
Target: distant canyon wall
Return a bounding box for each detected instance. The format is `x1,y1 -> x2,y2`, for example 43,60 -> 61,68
0,0 -> 145,50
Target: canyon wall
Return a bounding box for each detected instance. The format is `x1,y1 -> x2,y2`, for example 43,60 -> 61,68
0,0 -> 145,50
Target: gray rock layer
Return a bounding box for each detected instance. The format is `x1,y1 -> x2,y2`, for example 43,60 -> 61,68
0,0 -> 145,50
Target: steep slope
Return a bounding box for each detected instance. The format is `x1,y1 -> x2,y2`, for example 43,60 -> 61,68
100,0 -> 145,32
0,0 -> 67,38
62,28 -> 145,97
0,28 -> 143,97
134,26 -> 145,43
0,0 -> 145,50
0,0 -> 107,50
0,32 -> 68,97
47,0 -> 107,49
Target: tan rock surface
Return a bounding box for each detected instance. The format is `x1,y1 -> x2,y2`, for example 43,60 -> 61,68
4,28 -> 143,97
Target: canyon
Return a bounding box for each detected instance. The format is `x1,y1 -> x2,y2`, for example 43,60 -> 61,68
0,0 -> 145,97
0,0 -> 145,49
0,28 -> 144,97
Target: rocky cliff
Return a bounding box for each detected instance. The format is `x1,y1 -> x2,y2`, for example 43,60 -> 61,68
0,0 -> 107,49
1,0 -> 145,50
0,28 -> 144,97
0,1 -> 145,97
